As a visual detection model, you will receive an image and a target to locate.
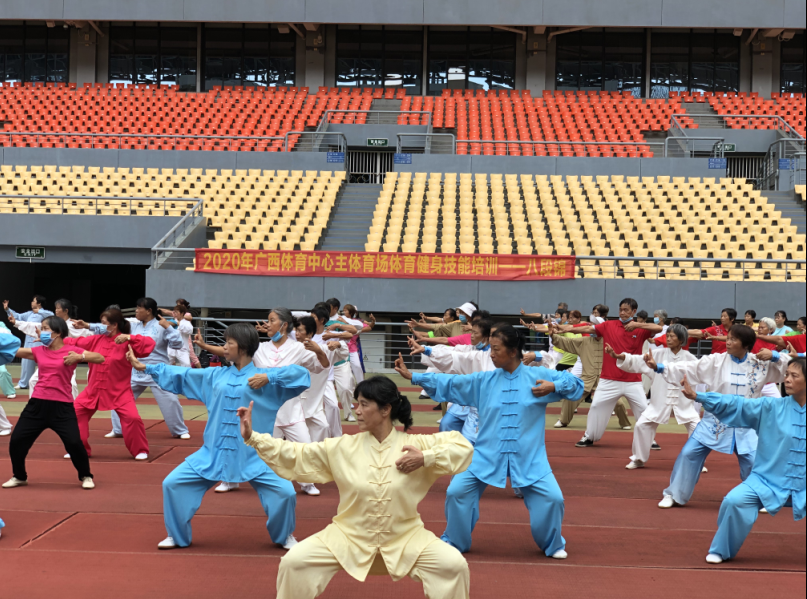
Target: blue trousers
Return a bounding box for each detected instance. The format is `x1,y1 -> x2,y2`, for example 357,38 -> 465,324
664,436 -> 755,505
442,469 -> 566,556
163,461 -> 297,547
439,412 -> 466,434
18,350 -> 36,388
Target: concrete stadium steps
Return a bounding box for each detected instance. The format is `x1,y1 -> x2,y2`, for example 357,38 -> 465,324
762,190 -> 807,234
684,102 -> 725,127
370,99 -> 404,121
318,183 -> 382,251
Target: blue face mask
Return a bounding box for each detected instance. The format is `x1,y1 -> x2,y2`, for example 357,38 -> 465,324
39,331 -> 53,346
653,317 -> 660,324
620,317 -> 633,324
271,330 -> 284,343
458,315 -> 467,324
475,341 -> 487,350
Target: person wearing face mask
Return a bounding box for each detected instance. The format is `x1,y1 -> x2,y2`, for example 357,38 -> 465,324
3,316 -> 105,491
395,325 -> 584,559
166,304 -> 194,368
196,307 -> 330,496
63,308 -> 155,461
4,296 -> 54,390
646,325 -> 791,509
652,310 -> 669,339
406,303 -> 477,339
558,298 -> 663,449
607,324 -> 700,470
127,323 -> 310,551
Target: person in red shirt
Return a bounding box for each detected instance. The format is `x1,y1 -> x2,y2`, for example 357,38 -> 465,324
653,318 -> 694,351
558,298 -> 664,448
2,316 -> 105,491
65,308 -> 156,461
687,308 -> 737,354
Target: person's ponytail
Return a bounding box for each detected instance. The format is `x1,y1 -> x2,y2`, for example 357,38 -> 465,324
392,390 -> 414,431
354,376 -> 414,431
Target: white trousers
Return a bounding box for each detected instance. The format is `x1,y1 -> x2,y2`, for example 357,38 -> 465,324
584,379 -> 648,442
322,383 -> 343,438
306,410 -> 330,443
332,362 -> 355,419
273,420 -> 311,444
631,416 -> 699,464
0,404 -> 11,432
168,348 -> 192,368
30,367 -> 79,400
349,352 -> 365,385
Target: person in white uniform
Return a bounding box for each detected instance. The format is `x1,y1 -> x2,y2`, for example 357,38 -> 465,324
167,305 -> 194,368
607,323 -> 701,470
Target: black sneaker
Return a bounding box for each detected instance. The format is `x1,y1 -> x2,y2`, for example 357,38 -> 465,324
575,437 -> 594,448
651,442 -> 661,450
432,403 -> 441,411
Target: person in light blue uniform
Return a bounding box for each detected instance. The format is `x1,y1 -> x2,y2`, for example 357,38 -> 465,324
0,317 -> 22,539
396,324 -> 584,560
678,358 -> 805,564
126,322 -> 311,550
5,296 -> 53,389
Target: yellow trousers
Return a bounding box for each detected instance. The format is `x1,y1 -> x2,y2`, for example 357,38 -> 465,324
277,536 -> 470,599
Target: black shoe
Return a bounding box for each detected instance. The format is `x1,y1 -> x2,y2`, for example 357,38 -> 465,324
575,437 -> 594,448
651,442 -> 661,450
432,403 -> 442,411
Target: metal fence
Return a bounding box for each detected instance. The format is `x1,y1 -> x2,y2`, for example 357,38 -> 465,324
664,136 -> 726,158
1,194 -> 202,215
757,138 -> 807,191
396,133 -> 457,155
315,110 -> 433,130
670,114 -> 803,139
577,256 -> 805,282
0,131 -> 286,152
283,131 -> 347,153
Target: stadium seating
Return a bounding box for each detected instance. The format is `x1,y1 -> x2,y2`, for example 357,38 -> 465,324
797,185 -> 806,204
366,173 -> 806,282
704,91 -> 806,136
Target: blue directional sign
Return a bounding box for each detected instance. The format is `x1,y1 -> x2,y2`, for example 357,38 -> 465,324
394,153 -> 413,165
326,152 -> 345,163
708,158 -> 727,169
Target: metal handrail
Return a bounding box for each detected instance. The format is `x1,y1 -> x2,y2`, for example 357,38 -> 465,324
0,130 -> 287,150
1,194 -> 202,215
152,198 -> 205,251
396,133 -> 456,155
151,199 -> 205,269
664,136 -> 726,158
315,110 -> 433,134
670,113 -> 804,140
757,138 -> 807,191
283,131 -> 347,153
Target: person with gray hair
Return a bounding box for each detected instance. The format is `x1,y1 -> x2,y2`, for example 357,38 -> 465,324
652,310 -> 669,339
605,323 -> 701,469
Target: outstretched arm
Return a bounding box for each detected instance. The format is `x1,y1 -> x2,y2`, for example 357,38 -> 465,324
406,431 -> 474,477
680,375 -> 763,431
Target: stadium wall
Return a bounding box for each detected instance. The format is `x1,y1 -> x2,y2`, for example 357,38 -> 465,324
145,269 -> 807,318
4,0 -> 804,28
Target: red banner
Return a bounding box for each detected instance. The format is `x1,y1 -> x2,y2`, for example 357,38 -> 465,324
195,249 -> 575,281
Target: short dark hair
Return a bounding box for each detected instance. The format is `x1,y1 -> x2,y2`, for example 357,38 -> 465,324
224,323 -> 260,357
474,319 -> 493,339
569,310 -> 582,320
728,324 -> 756,351
471,309 -> 491,323
790,357 -> 806,381
775,310 -> 788,321
136,297 -> 159,318
42,315 -> 68,339
722,308 -> 738,322
557,302 -> 568,311
354,376 -> 413,430
598,304 -> 610,317
311,306 -> 330,324
105,304 -> 121,311
444,308 -> 458,321
173,304 -> 189,317
636,310 -> 649,321
325,298 -> 341,310
491,324 -> 525,359
33,295 -> 47,307
745,310 -> 757,320
798,316 -> 806,327
296,316 -> 317,337
619,298 -> 638,311
101,308 -> 131,335
54,298 -> 77,319
670,317 -> 687,328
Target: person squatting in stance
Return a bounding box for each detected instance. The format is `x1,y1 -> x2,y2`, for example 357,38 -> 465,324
677,359 -> 805,564
241,375 -> 474,599
126,323 -> 310,550
396,325 -> 585,559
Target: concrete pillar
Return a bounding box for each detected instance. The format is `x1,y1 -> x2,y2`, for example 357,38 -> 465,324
69,26 -> 98,85
96,24 -> 110,84
525,31 -> 548,95
739,39 -> 752,93
324,25 -> 337,88
751,38 -> 776,97
303,44 -> 325,91
515,33 -> 527,91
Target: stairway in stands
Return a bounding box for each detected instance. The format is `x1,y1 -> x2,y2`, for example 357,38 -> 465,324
318,183 -> 382,251
761,190 -> 807,234
684,102 -> 726,128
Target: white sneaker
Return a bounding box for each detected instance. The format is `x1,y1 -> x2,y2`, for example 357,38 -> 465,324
702,466 -> 708,473
135,453 -> 149,461
300,483 -> 321,496
64,454 -> 71,459
104,431 -> 123,439
574,408 -> 578,413
173,433 -> 191,440
158,536 -> 178,550
551,549 -> 568,560
81,477 -> 95,490
14,385 -> 26,390
347,414 -> 356,422
5,394 -> 15,399
626,460 -> 644,470
759,508 -> 768,514
2,477 -> 28,489
282,535 -> 298,550
215,482 -> 240,493
0,429 -> 11,436
436,418 -> 442,424
706,554 -> 723,564
658,495 -> 677,509
553,420 -> 566,428
622,425 -> 632,430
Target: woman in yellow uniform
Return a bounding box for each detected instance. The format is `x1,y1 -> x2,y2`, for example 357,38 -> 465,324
237,375 -> 474,599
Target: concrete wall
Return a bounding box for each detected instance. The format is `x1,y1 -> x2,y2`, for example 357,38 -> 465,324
4,0 -> 804,27
324,124 -> 429,150
146,269 -> 807,318
685,129 -> 780,154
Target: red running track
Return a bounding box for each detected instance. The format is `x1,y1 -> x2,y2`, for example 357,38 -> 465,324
0,417 -> 803,599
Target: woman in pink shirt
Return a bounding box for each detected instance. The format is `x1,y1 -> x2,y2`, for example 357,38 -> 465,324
2,316 -> 105,491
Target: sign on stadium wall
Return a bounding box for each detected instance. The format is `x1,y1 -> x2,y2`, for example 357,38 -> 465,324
195,249 -> 575,281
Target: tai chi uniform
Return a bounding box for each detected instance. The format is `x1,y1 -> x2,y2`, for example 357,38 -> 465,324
6,307 -> 53,388
695,391 -> 805,560
0,332 -> 21,532
413,364 -> 584,555
617,347 -> 701,464
656,352 -> 791,505
168,319 -> 193,368
247,428 -> 474,599
144,362 -> 310,547
0,324 -> 16,433
582,320 -> 655,443
63,334 -> 155,458
300,336 -> 348,443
